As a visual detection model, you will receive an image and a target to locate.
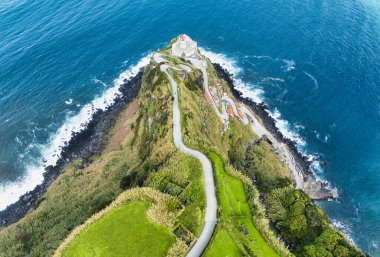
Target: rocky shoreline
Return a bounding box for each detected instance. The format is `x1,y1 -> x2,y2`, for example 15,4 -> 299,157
0,70 -> 143,227
213,63 -> 338,200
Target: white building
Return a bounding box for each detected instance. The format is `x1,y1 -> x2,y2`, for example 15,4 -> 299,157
171,34 -> 197,58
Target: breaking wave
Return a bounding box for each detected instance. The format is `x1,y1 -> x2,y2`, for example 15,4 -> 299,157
200,48 -> 307,144
0,55 -> 150,211
332,219 -> 354,244
200,47 -> 330,180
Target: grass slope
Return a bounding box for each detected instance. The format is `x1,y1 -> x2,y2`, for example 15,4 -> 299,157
205,152 -> 279,257
147,153 -> 205,237
63,201 -> 175,257
204,228 -> 241,257
1,42 -> 360,257
55,60 -> 206,257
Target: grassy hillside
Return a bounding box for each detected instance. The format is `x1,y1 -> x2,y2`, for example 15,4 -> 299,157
0,58 -> 175,257
0,41 -> 365,257
169,54 -> 290,256
64,201 -> 174,257
205,152 -> 280,257
61,188 -> 178,257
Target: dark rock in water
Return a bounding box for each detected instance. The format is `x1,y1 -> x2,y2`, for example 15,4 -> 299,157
213,63 -> 338,200
0,69 -> 143,227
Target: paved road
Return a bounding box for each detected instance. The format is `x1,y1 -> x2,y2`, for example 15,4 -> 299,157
157,57 -> 217,257
188,58 -> 229,120
153,52 -> 167,63
185,53 -> 306,189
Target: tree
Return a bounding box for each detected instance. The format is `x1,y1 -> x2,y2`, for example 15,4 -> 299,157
228,137 -> 247,171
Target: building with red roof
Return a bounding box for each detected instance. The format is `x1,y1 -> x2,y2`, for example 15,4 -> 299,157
172,34 -> 197,58
204,92 -> 213,105
238,110 -> 245,120
226,105 -> 234,117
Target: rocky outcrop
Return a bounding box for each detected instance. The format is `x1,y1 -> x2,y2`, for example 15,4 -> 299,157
0,70 -> 143,227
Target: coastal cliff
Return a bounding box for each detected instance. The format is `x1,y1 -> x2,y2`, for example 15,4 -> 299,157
0,71 -> 143,227
213,63 -> 339,200
0,37 -> 365,257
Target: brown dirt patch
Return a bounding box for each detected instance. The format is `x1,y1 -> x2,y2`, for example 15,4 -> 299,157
104,99 -> 138,153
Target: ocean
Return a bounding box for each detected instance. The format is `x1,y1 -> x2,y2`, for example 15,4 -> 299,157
1,0 -> 380,254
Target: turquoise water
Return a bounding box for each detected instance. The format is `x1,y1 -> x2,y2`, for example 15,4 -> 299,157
1,0 -> 380,254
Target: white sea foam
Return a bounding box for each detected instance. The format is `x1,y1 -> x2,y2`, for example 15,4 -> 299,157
199,47 -> 242,74
199,47 -> 264,104
332,219 -> 355,244
65,98 -> 73,105
314,130 -> 330,143
294,124 -> 305,130
304,71 -> 319,90
283,59 -> 296,71
262,77 -> 285,83
268,108 -> 306,146
200,47 -> 331,183
200,48 -> 308,144
0,55 -> 151,211
251,55 -> 272,59
93,78 -> 108,88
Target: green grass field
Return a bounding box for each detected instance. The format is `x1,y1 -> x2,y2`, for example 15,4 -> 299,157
63,201 -> 175,257
204,152 -> 280,257
204,228 -> 241,257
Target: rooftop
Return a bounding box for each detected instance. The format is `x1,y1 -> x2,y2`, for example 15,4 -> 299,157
171,34 -> 198,58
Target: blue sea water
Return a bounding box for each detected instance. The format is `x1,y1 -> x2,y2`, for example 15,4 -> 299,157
1,0 -> 380,254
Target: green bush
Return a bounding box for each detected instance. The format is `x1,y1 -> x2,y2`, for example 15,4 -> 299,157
265,187 -> 365,256
228,137 -> 247,171
244,142 -> 291,192
119,174 -> 135,190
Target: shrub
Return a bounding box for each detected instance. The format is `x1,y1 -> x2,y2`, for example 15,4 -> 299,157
266,187 -> 365,256
16,232 -> 31,245
244,142 -> 291,192
119,174 -> 135,190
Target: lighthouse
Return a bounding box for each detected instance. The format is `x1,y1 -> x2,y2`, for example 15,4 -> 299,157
171,34 -> 197,58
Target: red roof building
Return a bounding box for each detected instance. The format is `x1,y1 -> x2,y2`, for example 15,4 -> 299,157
238,110 -> 245,120
180,34 -> 189,40
209,86 -> 217,96
204,92 -> 213,105
226,105 -> 234,117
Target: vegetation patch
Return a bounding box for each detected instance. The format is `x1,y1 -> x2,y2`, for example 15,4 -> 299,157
204,228 -> 242,257
55,188 -> 180,257
234,135 -> 365,256
175,55 -> 290,256
265,187 -> 364,256
205,151 -> 282,257
147,152 -> 205,238
0,42 -> 364,257
62,201 -> 174,257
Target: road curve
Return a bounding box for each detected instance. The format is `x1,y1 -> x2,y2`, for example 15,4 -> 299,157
188,59 -> 229,120
159,61 -> 218,257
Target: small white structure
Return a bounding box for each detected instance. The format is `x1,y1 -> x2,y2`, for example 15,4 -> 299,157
171,34 -> 197,58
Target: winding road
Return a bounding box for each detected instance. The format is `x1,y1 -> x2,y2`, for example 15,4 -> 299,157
155,54 -> 218,257
186,53 -> 307,189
